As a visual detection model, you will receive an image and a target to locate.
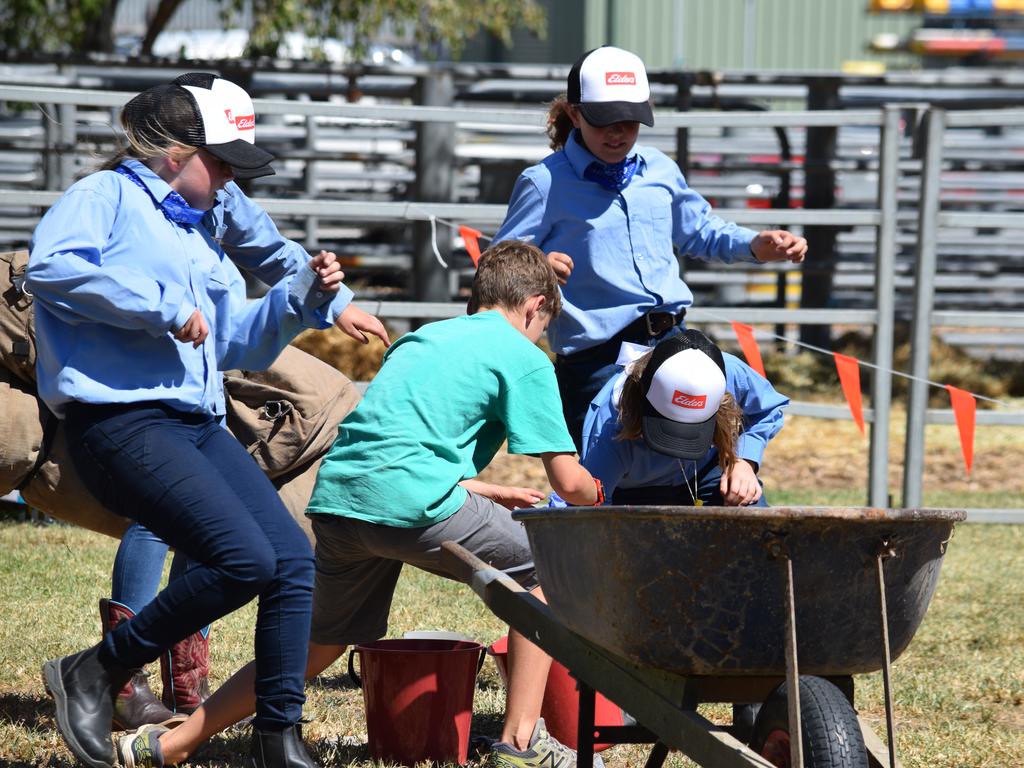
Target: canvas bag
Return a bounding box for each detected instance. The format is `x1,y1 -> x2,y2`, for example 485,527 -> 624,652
223,343 -> 360,480
0,249 -> 36,386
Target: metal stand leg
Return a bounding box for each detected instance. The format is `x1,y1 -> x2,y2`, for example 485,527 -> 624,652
577,681 -> 596,768
643,741 -> 670,768
784,555 -> 804,768
876,541 -> 899,768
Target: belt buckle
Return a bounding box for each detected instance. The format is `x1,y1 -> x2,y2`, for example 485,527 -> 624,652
645,312 -> 668,337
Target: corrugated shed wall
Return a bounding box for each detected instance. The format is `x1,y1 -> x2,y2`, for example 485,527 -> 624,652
114,0 -> 916,70
588,0 -> 917,71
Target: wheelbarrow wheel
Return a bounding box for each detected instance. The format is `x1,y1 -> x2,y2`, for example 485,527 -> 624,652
750,676 -> 868,768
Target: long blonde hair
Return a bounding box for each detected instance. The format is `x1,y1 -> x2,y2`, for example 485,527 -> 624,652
99,111 -> 197,171
617,351 -> 743,471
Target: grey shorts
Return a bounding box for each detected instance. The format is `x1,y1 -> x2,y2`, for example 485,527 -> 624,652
309,491 -> 537,646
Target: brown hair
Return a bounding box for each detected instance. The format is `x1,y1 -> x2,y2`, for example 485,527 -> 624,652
617,350 -> 743,471
469,240 -> 562,318
546,94 -> 575,151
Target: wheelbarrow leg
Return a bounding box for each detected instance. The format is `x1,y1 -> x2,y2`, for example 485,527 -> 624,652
783,554 -> 804,768
876,541 -> 899,768
643,741 -> 670,768
577,681 -> 596,768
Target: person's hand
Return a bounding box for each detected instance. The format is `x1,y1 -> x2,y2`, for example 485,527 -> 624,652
459,479 -> 546,510
309,250 -> 345,293
751,230 -> 807,264
335,304 -> 390,346
719,460 -> 763,506
173,309 -> 209,348
547,251 -> 574,285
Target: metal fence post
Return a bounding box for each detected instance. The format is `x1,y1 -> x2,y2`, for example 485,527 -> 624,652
412,70 -> 455,310
869,106 -> 900,508
902,107 -> 945,508
800,77 -> 840,349
304,112 -> 320,249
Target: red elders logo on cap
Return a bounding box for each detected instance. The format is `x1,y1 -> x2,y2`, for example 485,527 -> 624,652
672,390 -> 706,409
606,72 -> 637,85
235,114 -> 255,130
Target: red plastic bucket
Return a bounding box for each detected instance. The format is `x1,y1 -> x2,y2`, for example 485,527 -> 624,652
352,638 -> 485,766
489,635 -> 623,751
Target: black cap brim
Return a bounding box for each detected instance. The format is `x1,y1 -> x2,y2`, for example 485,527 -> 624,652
578,101 -> 654,128
641,412 -> 716,460
205,140 -> 276,180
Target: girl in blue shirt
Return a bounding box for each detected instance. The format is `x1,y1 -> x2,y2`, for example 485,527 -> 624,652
29,80 -> 332,768
494,46 -> 806,449
580,329 -> 789,507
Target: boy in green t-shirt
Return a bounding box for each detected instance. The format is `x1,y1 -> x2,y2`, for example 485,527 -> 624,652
135,240 -> 600,768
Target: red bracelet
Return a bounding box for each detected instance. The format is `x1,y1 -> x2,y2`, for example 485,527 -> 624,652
592,477 -> 605,506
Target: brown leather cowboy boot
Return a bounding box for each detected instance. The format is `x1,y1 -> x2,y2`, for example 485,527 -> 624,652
100,598 -> 184,731
160,625 -> 211,714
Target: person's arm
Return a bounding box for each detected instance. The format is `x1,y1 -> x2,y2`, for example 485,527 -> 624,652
27,186 -> 194,335
458,479 -> 546,510
730,358 -> 789,469
669,163 -> 762,265
719,460 -> 763,506
213,185 -> 388,346
212,253 -> 339,371
540,452 -> 600,506
750,230 -> 808,263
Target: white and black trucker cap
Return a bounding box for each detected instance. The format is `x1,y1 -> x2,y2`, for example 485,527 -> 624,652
567,46 -> 654,127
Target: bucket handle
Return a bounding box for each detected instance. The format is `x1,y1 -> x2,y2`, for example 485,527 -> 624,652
347,646 -> 488,689
348,648 -> 362,688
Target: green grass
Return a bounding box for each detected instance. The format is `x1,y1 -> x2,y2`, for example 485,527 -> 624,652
1,520 -> 1021,767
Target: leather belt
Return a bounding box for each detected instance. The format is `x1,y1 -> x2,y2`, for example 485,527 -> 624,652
556,309 -> 686,366
620,310 -> 686,343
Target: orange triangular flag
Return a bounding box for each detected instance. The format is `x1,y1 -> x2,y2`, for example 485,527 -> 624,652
459,225 -> 483,267
730,321 -> 766,378
833,353 -> 866,437
945,385 -> 976,477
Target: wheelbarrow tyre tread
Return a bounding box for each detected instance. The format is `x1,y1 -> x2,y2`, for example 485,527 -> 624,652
751,675 -> 868,768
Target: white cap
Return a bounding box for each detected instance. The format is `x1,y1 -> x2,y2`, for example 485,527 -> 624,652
567,46 -> 654,127
639,331 -> 728,460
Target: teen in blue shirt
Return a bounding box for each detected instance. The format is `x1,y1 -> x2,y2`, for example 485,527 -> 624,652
93,74 -> 390,733
30,79 -> 331,768
493,46 -> 806,448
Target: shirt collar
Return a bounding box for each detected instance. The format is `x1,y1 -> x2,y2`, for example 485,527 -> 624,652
121,158 -> 176,204
564,128 -> 647,182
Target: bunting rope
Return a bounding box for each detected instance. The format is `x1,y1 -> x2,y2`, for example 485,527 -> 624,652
698,307 -> 1013,408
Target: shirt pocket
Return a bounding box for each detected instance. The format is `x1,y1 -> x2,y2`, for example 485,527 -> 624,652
648,202 -> 675,258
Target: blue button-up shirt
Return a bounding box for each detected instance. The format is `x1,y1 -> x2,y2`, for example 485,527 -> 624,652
28,160 -> 334,417
494,130 -> 759,356
208,181 -> 354,320
580,352 -> 789,501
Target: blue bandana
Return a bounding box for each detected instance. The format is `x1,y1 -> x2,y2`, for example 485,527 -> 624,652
115,164 -> 206,227
584,155 -> 639,192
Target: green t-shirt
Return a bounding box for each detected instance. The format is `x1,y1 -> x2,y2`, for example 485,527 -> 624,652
307,311 -> 577,527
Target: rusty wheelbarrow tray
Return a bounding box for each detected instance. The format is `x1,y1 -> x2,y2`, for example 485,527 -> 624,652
441,506 -> 964,768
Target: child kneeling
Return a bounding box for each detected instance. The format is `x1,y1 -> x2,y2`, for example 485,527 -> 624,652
143,240 -> 600,768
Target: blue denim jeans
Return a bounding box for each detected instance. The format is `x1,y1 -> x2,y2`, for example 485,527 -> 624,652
111,524 -> 184,613
64,402 -> 314,729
